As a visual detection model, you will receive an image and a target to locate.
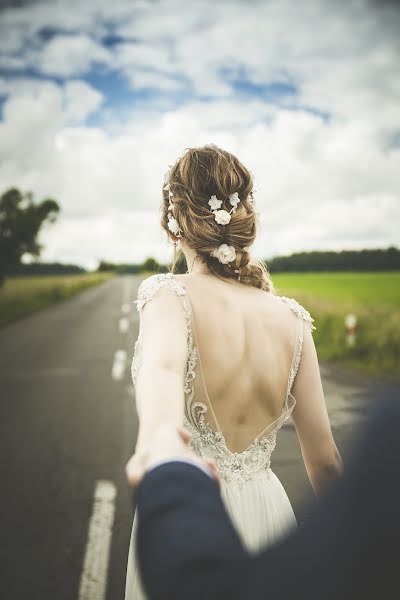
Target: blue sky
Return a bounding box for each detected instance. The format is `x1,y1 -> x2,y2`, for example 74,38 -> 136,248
0,0 -> 399,268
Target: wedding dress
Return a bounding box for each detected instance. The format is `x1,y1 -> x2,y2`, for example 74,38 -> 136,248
125,272 -> 316,600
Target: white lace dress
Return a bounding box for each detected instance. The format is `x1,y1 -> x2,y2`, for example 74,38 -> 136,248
125,273 -> 315,600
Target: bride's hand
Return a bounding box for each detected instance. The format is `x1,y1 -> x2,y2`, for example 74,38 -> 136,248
126,425 -> 219,487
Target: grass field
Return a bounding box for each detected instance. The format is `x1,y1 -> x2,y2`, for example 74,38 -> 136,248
271,271 -> 400,379
1,270 -> 398,379
0,272 -> 115,328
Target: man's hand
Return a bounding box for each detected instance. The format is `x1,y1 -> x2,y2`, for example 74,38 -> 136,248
126,425 -> 219,487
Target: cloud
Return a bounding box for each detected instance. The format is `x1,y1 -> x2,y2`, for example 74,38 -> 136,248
1,79 -> 398,265
113,42 -> 176,75
0,0 -> 399,265
124,69 -> 185,93
38,34 -> 112,77
63,80 -> 104,122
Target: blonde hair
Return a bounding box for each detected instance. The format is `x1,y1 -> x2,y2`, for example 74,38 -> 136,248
161,144 -> 275,292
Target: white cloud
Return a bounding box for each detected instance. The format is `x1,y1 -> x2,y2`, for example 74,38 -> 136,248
112,41 -> 185,92
0,0 -> 399,265
0,80 -> 104,171
1,0 -> 398,127
125,70 -> 184,92
113,42 -> 176,74
1,80 -> 399,265
38,34 -> 112,77
63,80 -> 104,122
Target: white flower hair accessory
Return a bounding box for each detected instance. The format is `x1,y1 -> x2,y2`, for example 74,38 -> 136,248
211,244 -> 236,264
208,191 -> 241,226
163,163 -> 184,237
208,195 -> 222,210
167,214 -> 182,237
229,192 -> 240,209
163,166 -> 174,210
214,209 -> 231,225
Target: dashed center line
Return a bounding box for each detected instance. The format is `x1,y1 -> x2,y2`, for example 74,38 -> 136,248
111,349 -> 127,380
78,480 -> 117,600
119,317 -> 129,333
80,280 -> 134,599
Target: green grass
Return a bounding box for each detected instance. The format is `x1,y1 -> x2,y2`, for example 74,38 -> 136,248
271,271 -> 400,379
1,270 -> 398,378
0,272 -> 115,327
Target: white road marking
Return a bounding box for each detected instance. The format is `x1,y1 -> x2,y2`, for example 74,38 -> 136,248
119,317 -> 129,333
78,480 -> 117,600
111,349 -> 127,380
121,303 -> 130,314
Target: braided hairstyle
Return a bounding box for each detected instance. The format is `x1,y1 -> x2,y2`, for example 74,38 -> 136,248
161,143 -> 275,292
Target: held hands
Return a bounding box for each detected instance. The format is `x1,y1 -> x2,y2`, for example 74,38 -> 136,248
126,425 -> 219,487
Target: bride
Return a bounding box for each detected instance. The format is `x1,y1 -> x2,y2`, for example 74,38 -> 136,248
124,144 -> 343,599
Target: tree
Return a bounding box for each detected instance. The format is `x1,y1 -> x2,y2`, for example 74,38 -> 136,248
0,188 -> 60,287
97,260 -> 118,272
142,257 -> 160,272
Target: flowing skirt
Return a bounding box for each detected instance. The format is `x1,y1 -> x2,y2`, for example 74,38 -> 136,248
124,468 -> 297,599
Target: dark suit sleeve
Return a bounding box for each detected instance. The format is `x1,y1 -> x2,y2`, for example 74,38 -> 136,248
136,462 -> 252,600
136,397 -> 400,600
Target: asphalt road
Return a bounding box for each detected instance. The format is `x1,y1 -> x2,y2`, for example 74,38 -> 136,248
0,274 -> 398,600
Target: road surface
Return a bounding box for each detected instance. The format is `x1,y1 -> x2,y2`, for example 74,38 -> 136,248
0,275 -> 398,599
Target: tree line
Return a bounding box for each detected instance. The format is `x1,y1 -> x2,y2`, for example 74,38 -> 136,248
97,248 -> 400,274
1,187 -> 398,286
266,247 -> 400,272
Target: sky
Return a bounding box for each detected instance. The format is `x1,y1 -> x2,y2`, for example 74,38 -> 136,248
0,0 -> 399,269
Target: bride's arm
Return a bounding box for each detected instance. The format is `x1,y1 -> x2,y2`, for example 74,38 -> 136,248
133,287 -> 189,457
291,322 -> 343,496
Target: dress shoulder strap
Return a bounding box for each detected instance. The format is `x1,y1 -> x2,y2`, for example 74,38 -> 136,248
131,273 -> 194,388
134,272 -> 187,311
287,316 -> 305,393
278,295 -> 316,331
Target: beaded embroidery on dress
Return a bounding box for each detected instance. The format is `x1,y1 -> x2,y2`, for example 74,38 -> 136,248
125,272 -> 316,600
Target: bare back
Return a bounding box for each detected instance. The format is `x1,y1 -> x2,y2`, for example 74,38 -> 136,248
132,270 -> 341,494
174,272 -> 304,453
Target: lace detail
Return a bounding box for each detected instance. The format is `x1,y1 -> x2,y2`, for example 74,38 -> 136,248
275,295 -> 316,391
279,296 -> 316,331
131,337 -> 142,387
288,319 -> 304,392
134,272 -> 186,311
184,415 -> 277,486
130,273 -> 305,485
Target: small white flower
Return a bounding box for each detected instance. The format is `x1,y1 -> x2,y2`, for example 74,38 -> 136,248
211,244 -> 236,264
167,213 -> 181,236
229,192 -> 241,209
208,195 -> 222,210
214,209 -> 231,225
